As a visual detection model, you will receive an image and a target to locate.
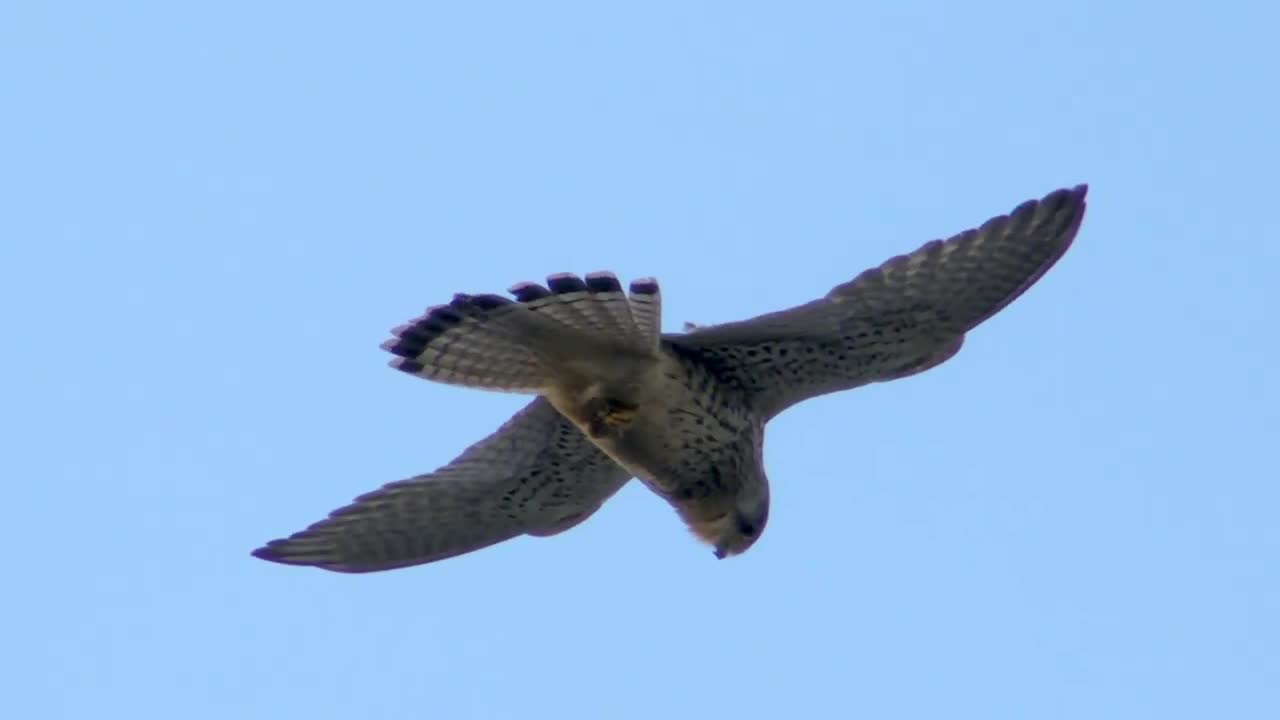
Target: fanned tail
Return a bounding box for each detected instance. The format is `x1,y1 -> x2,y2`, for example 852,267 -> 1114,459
381,272 -> 663,392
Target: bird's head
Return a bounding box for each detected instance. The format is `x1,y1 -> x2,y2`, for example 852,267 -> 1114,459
687,486 -> 770,560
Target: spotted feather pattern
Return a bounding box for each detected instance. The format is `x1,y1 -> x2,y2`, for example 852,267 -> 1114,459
255,184 -> 1086,572
252,398 -> 631,572
668,185 -> 1087,419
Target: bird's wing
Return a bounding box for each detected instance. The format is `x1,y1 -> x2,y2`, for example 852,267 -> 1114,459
667,185 -> 1087,419
252,397 -> 631,572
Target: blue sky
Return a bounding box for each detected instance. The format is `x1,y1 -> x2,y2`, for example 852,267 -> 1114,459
5,2 -> 1278,718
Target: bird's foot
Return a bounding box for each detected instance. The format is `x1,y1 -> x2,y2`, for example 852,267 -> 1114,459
585,398 -> 638,438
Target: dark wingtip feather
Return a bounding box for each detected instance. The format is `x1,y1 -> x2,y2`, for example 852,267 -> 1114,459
1013,184 -> 1088,219
250,540 -> 320,568
509,281 -> 551,303
584,271 -> 623,293
251,539 -> 367,573
955,182 -> 1088,330
251,543 -> 289,564
546,273 -> 588,294
426,305 -> 462,324
1036,183 -> 1088,242
381,338 -> 419,358
382,308 -> 454,357
629,278 -> 659,295
380,293 -> 515,360
469,293 -> 513,311
389,357 -> 425,374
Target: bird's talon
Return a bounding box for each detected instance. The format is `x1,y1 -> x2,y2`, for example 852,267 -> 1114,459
586,399 -> 638,438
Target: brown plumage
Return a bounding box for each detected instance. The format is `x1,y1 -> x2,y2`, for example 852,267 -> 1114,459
254,184 -> 1087,571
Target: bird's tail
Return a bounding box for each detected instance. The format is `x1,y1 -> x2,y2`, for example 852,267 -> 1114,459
382,272 -> 663,393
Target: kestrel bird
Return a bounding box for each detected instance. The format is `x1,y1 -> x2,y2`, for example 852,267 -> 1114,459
254,185 -> 1087,572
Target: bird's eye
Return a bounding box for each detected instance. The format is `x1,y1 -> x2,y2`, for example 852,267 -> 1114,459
736,516 -> 757,537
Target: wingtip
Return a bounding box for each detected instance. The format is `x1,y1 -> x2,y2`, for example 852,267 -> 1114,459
251,535 -> 438,574
250,541 -> 294,566
1053,183 -> 1089,205
251,537 -> 353,572
388,357 -> 425,374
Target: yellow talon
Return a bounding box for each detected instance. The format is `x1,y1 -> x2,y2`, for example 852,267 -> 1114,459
604,403 -> 636,426
587,399 -> 638,438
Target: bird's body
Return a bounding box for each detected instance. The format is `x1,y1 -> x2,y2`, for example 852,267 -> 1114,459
254,185 -> 1088,572
546,346 -> 768,557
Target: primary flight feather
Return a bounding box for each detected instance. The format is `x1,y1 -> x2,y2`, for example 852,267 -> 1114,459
254,185 -> 1087,572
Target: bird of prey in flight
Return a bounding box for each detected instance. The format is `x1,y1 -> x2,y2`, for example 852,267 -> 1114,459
253,185 -> 1087,572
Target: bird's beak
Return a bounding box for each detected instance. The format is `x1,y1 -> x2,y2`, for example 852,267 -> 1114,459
714,546 -> 728,559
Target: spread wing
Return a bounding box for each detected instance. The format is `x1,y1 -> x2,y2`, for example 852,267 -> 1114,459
252,398 -> 631,572
667,185 -> 1087,419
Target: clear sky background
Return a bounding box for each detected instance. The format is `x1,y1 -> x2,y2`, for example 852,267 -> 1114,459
5,3 -> 1278,719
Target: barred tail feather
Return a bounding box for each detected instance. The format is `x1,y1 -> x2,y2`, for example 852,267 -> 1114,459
382,272 -> 663,392
383,294 -> 554,391
627,277 -> 661,350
